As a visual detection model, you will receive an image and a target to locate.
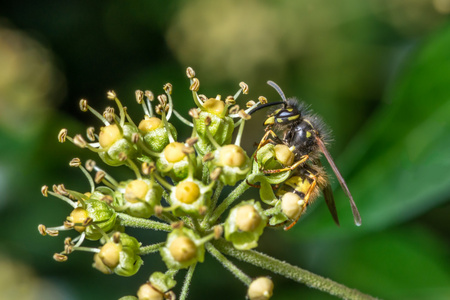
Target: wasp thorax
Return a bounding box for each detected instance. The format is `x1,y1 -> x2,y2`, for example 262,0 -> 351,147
219,144 -> 246,167
125,180 -> 149,203
137,282 -> 164,300
274,144 -> 294,166
138,117 -> 162,133
175,181 -> 200,204
203,98 -> 226,116
281,192 -> 304,220
163,142 -> 186,163
247,277 -> 274,300
235,205 -> 262,232
99,124 -> 122,148
98,242 -> 122,268
68,207 -> 89,232
169,236 -> 197,263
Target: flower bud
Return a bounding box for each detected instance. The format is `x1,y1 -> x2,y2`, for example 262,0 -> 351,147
160,228 -> 205,269
211,144 -> 251,185
156,142 -> 191,181
254,143 -> 291,185
68,207 -> 90,233
94,233 -> 143,276
192,101 -> 235,155
163,142 -> 186,163
99,124 -> 122,149
225,201 -> 267,250
98,242 -> 122,268
281,192 -> 304,220
247,277 -> 274,300
169,236 -> 197,263
203,98 -> 226,116
170,179 -> 212,216
137,283 -> 164,300
98,124 -> 139,166
125,180 -> 149,203
273,144 -> 294,166
219,144 -> 246,167
235,205 -> 262,232
83,199 -> 117,240
175,181 -> 200,204
139,118 -> 177,153
115,179 -> 163,218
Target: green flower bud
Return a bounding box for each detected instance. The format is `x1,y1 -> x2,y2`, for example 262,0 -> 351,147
83,199 -> 117,240
156,142 -> 191,181
224,200 -> 267,250
99,124 -> 139,166
248,277 -> 274,300
253,143 -> 291,184
148,272 -> 177,294
137,282 -> 164,300
115,179 -> 163,218
170,179 -> 212,216
280,192 -> 304,220
210,144 -> 251,185
193,99 -> 235,155
98,241 -> 122,269
160,227 -> 205,270
94,233 -> 143,277
139,117 -> 177,153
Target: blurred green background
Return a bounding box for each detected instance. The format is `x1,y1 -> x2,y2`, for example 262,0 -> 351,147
1,1 -> 450,299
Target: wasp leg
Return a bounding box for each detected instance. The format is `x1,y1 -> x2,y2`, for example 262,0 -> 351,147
263,154 -> 309,174
253,129 -> 282,162
246,180 -> 261,188
284,171 -> 317,230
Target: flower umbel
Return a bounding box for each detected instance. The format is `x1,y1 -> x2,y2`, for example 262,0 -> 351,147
39,67 -> 373,300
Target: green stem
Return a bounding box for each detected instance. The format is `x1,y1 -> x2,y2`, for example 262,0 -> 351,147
201,181 -> 224,228
205,242 -> 252,286
117,213 -> 172,232
208,178 -> 251,225
180,264 -> 196,300
139,242 -> 165,255
212,239 -> 378,300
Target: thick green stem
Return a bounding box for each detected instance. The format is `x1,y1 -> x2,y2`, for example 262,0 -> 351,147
139,242 -> 165,255
180,264 -> 196,300
208,179 -> 251,225
212,239 -> 378,300
117,213 -> 172,232
205,242 -> 252,286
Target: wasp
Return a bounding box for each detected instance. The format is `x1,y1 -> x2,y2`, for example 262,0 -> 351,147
249,81 -> 361,229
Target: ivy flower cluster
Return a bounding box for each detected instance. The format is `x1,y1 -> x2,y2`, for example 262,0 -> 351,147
38,67 -> 371,300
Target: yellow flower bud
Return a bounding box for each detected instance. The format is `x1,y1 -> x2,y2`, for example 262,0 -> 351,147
99,124 -> 122,148
281,192 -> 304,220
219,144 -> 246,167
98,242 -> 122,268
169,236 -> 197,263
203,98 -> 226,115
274,144 -> 294,166
248,277 -> 274,300
163,142 -> 186,163
125,180 -> 149,203
235,204 -> 261,232
68,207 -> 89,233
137,282 -> 164,300
138,117 -> 162,133
175,181 -> 200,204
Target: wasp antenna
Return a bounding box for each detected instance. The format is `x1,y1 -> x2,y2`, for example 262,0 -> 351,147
247,101 -> 284,115
267,80 -> 287,102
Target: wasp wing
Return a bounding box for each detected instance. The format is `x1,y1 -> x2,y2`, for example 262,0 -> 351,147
316,137 -> 362,226
313,159 -> 340,226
